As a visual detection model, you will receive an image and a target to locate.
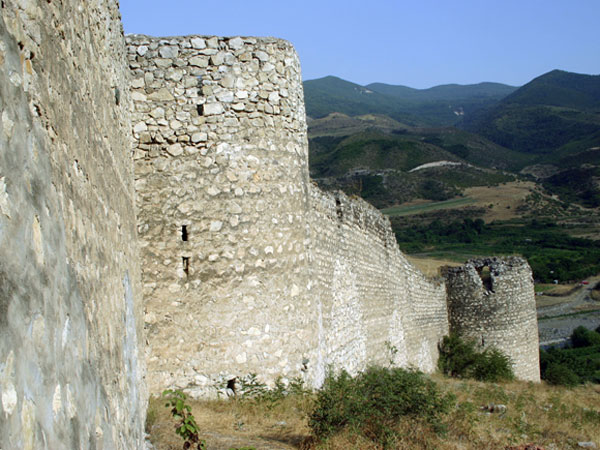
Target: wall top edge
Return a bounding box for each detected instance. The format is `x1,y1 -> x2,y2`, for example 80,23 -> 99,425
125,33 -> 295,48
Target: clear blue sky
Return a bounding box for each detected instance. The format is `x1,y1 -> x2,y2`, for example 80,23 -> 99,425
119,0 -> 600,89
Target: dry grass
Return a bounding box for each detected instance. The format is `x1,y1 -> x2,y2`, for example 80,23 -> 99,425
148,377 -> 600,450
463,181 -> 536,222
406,255 -> 462,277
147,393 -> 313,450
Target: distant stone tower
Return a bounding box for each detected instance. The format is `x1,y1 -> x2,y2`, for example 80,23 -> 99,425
442,257 -> 540,381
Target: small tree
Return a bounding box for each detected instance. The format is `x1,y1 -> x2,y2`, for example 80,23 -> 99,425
163,389 -> 205,450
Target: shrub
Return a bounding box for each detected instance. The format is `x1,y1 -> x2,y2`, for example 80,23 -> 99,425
233,374 -> 310,409
438,334 -> 514,382
308,366 -> 454,448
471,347 -> 515,382
571,325 -> 600,348
543,363 -> 580,386
437,334 -> 479,378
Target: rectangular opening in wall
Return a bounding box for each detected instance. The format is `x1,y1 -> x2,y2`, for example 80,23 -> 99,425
182,257 -> 190,278
182,225 -> 188,241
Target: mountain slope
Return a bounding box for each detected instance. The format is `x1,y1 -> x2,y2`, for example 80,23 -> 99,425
367,81 -> 517,102
462,70 -> 600,156
303,76 -> 422,125
303,76 -> 517,126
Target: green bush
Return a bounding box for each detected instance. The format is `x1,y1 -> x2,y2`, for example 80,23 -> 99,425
438,334 -> 514,382
540,327 -> 600,385
571,326 -> 600,348
308,366 -> 454,448
471,347 -> 515,382
543,363 -> 580,386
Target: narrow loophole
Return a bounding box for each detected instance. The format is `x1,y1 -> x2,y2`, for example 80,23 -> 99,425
182,225 -> 188,241
182,257 -> 190,278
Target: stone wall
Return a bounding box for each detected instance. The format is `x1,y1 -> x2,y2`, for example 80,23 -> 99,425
0,1 -> 145,448
443,257 -> 540,381
127,34 -> 451,395
307,187 -> 449,384
127,34 -> 316,395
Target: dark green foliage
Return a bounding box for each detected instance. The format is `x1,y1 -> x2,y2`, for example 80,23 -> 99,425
543,167 -> 600,208
462,70 -> 600,156
571,326 -> 600,348
543,363 -> 580,387
470,348 -> 515,382
540,327 -> 600,385
309,367 -> 454,448
393,218 -> 600,283
436,334 -> 479,378
438,334 -> 515,382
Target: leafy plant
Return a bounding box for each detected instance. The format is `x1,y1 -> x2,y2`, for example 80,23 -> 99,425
308,366 -> 454,448
539,326 -> 600,385
438,334 -> 514,382
571,325 -> 600,348
163,389 -> 206,450
543,363 -> 579,387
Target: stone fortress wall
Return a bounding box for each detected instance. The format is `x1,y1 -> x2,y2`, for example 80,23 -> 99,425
127,34 -> 539,395
307,187 -> 449,383
0,2 -> 540,445
443,257 -> 540,381
0,1 -> 146,449
127,34 -> 318,395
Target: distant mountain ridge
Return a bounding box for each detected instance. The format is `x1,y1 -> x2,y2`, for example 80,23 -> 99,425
501,70 -> 600,109
304,70 -> 600,208
462,70 -> 600,156
366,81 -> 517,102
303,76 -> 518,126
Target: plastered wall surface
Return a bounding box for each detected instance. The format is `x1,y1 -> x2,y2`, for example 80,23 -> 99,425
443,257 -> 541,381
308,187 -> 450,385
0,1 -> 145,448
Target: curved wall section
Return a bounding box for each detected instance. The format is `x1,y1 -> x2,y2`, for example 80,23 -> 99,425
127,35 -> 315,395
443,257 -> 540,381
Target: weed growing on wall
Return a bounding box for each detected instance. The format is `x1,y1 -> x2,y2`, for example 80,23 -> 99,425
438,334 -> 515,382
308,366 -> 455,448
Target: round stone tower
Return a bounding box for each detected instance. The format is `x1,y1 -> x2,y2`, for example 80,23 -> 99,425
442,256 -> 540,381
127,34 -> 316,395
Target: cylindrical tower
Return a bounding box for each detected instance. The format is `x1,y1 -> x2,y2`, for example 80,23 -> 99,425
127,34 -> 315,395
442,257 -> 540,381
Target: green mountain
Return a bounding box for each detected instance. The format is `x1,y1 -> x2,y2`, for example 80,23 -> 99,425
462,70 -> 600,157
309,126 -> 517,208
367,81 -> 516,102
303,76 -> 517,126
303,76 -> 422,125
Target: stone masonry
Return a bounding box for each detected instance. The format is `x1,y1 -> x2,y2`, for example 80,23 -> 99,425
443,257 -> 540,381
1,2 -> 540,446
0,1 -> 146,449
126,34 -> 538,396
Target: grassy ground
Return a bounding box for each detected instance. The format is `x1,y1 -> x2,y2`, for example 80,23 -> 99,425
381,181 -> 537,221
147,377 -> 600,450
381,197 -> 476,217
405,255 -> 462,277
